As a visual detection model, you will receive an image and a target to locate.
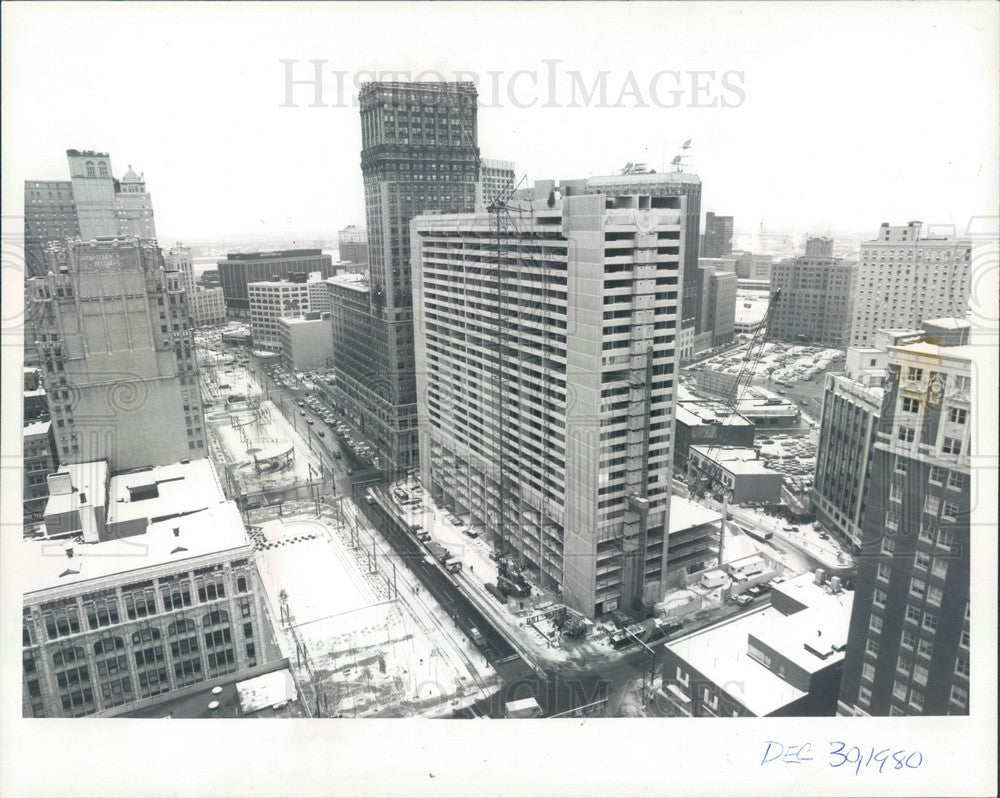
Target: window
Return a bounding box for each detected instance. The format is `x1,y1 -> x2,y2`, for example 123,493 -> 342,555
947,471 -> 964,491
701,687 -> 719,710
894,459 -> 908,476
950,685 -> 968,709
892,680 -> 908,701
865,638 -> 880,657
905,605 -> 921,624
929,465 -> 947,485
873,589 -> 887,608
901,629 -> 917,650
881,538 -> 896,555
877,563 -> 891,582
236,576 -> 248,593
861,662 -> 876,682
931,558 -> 948,579
907,367 -> 923,381
948,407 -> 967,425
960,629 -> 970,648
918,523 -> 935,543
913,664 -> 929,685
859,685 -> 873,704
923,495 -> 940,515
869,614 -> 883,634
909,688 -> 924,711
885,510 -> 899,530
675,667 -> 689,686
902,397 -> 920,413
922,613 -> 938,633
898,426 -> 915,443
942,437 -> 962,455
916,638 -> 933,659
941,502 -> 959,523
925,585 -> 943,607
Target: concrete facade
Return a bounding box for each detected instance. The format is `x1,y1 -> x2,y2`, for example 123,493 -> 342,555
217,250 -> 336,313
248,281 -> 311,349
337,224 -> 368,266
849,222 -> 972,347
278,315 -> 335,372
413,189 -> 684,618
688,445 -> 783,504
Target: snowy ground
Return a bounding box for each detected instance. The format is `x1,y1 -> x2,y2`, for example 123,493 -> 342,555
381,480 -> 638,668
253,512 -> 497,717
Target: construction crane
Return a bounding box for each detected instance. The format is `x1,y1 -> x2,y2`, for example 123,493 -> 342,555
442,94 -> 531,598
670,138 -> 692,172
688,289 -> 782,565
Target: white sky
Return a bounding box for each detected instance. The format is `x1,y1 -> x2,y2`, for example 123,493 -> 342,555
2,1 -> 998,243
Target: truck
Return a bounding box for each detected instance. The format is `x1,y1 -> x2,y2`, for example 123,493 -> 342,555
426,541 -> 450,565
443,556 -> 462,573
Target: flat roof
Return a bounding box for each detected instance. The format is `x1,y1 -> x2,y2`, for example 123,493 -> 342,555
24,419 -> 51,437
666,571 -> 853,716
44,461 -> 108,517
327,274 -> 370,292
676,402 -> 753,428
669,495 -> 722,533
24,501 -> 249,596
922,317 -> 971,329
690,446 -> 779,476
585,172 -> 701,186
892,341 -> 976,363
106,458 -> 226,526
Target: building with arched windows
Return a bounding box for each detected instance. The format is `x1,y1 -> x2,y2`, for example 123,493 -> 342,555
21,459 -> 282,718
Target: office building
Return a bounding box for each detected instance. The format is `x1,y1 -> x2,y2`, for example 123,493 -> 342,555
279,314 -> 335,372
326,81 -> 480,475
769,246 -> 858,347
187,288 -> 227,327
702,212 -> 734,258
22,459 -> 279,718
660,570 -> 853,717
165,245 -> 196,293
27,238 -> 206,470
477,157 -> 517,209
849,222 -> 972,347
413,187 -> 683,617
306,278 -> 331,314
24,181 -> 80,277
688,445 -> 783,504
674,401 -> 755,468
337,225 -> 368,266
696,261 -> 738,349
805,236 -> 834,258
735,391 -> 801,428
247,280 -> 311,349
217,249 -> 336,314
837,321 -> 972,717
812,330 -> 924,552
24,150 -> 157,278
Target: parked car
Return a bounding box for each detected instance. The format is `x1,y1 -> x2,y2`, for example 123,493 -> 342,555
469,627 -> 487,646
317,430 -> 325,437
746,583 -> 771,598
299,410 -> 306,416
346,468 -> 354,475
735,594 -> 754,606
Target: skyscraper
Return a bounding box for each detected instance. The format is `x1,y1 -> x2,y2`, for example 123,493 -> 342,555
23,150 -> 156,278
27,238 -> 206,470
701,212 -> 734,258
412,185 -> 683,617
477,157 -> 516,209
837,319 -> 972,716
849,222 -> 971,347
328,81 -> 479,473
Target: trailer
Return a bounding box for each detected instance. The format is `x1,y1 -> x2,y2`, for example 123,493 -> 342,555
426,541 -> 450,564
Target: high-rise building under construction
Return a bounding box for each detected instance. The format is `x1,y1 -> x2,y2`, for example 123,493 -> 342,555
412,184 -> 685,617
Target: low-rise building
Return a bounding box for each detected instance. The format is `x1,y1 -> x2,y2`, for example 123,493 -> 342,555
22,457 -> 280,718
278,314 -> 335,372
674,401 -> 755,468
735,395 -> 801,428
666,496 -> 721,582
688,445 -> 783,504
248,280 -> 311,349
660,570 -> 853,716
